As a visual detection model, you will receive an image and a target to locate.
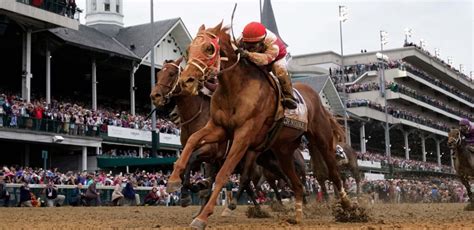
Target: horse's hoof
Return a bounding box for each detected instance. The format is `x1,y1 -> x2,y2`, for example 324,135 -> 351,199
228,203 -> 237,210
166,180 -> 182,193
190,218 -> 207,230
180,196 -> 192,207
295,213 -> 302,224
221,207 -> 234,217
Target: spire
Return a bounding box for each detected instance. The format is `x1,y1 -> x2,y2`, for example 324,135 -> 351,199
260,0 -> 287,46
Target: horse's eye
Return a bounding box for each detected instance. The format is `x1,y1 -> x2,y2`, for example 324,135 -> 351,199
206,44 -> 215,55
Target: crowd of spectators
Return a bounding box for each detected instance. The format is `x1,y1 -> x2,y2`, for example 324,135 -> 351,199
346,99 -> 450,131
404,42 -> 472,84
100,149 -> 177,159
403,62 -> 473,103
18,0 -> 80,19
0,166 -> 179,207
361,176 -> 468,204
1,164 -> 470,207
356,151 -> 454,173
390,83 -> 473,120
337,82 -> 381,93
0,92 -> 180,136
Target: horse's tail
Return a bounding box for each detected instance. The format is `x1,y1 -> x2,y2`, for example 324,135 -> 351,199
326,109 -> 346,146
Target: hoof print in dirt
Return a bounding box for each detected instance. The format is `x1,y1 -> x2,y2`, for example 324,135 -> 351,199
246,206 -> 271,218
331,202 -> 370,223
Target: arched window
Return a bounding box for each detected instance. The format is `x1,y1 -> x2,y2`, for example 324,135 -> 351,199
116,1 -> 120,13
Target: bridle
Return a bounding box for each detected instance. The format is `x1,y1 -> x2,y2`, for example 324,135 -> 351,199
186,30 -> 241,81
187,31 -> 221,79
158,62 -> 182,104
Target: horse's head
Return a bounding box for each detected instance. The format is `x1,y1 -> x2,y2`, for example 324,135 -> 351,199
447,128 -> 461,149
179,22 -> 233,96
150,57 -> 183,107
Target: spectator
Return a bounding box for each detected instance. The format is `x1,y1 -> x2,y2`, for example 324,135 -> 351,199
111,184 -> 124,206
84,181 -> 100,206
69,183 -> 85,206
44,181 -> 65,207
144,186 -> 160,206
19,183 -> 32,207
122,181 -> 140,206
0,181 -> 10,207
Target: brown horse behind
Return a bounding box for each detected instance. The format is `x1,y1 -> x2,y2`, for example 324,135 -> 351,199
312,142 -> 361,200
166,23 -> 350,228
447,128 -> 474,209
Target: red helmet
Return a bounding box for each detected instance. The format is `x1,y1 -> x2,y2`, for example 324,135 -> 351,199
242,22 -> 267,42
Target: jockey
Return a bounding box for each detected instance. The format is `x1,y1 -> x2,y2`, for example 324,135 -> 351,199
459,118 -> 474,152
238,22 -> 298,109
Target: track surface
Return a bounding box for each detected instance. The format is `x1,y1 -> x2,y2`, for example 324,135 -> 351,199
0,203 -> 473,229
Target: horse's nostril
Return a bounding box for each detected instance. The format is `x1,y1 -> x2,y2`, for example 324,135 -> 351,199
185,77 -> 195,83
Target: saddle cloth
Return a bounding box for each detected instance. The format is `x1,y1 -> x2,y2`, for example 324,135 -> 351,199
283,89 -> 308,132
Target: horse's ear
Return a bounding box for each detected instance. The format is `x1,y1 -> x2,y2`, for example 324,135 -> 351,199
175,57 -> 184,65
198,24 -> 206,32
212,20 -> 223,33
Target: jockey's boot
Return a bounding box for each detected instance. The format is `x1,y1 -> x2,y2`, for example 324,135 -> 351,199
278,74 -> 298,110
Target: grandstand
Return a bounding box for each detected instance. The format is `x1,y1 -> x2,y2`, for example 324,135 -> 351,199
1,0 -> 471,180
291,45 -> 473,178
0,0 -> 190,172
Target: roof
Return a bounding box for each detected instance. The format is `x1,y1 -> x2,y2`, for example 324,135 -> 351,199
115,18 -> 180,58
292,74 -> 329,93
49,24 -> 139,60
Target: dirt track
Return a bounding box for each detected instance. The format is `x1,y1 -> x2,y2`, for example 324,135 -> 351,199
0,203 -> 473,229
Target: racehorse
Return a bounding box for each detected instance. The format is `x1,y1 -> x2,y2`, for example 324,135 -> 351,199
312,142 -> 361,200
149,58 -> 305,215
166,22 -> 350,228
447,128 -> 474,209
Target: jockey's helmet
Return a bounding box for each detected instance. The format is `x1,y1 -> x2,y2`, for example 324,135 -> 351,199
459,118 -> 471,126
242,22 -> 267,43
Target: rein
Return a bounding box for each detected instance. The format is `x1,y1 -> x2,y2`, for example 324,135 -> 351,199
177,97 -> 204,128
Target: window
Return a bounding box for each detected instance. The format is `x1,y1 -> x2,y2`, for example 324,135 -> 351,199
92,0 -> 96,11
116,4 -> 120,13
104,0 -> 110,11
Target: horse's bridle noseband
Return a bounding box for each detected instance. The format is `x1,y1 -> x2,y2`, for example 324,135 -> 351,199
158,62 -> 182,103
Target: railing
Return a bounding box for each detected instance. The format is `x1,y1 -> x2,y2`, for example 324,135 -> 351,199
16,0 -> 82,20
0,115 -> 101,137
0,184 -> 253,207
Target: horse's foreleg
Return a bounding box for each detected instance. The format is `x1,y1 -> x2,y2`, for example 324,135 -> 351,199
190,127 -> 253,229
267,177 -> 283,204
241,153 -> 260,208
276,151 -> 305,224
460,174 -> 473,203
168,122 -> 225,193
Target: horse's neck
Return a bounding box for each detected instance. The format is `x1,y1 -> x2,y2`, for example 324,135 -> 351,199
176,94 -> 209,124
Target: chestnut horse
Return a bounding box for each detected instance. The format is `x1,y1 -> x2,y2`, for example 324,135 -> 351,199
447,128 -> 474,209
166,23 -> 349,228
149,58 -> 303,214
312,142 -> 361,200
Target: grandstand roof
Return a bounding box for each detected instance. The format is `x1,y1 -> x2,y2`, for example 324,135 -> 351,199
48,18 -> 188,62
50,25 -> 140,61
115,18 -> 181,59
